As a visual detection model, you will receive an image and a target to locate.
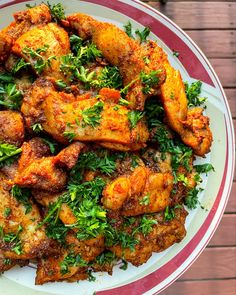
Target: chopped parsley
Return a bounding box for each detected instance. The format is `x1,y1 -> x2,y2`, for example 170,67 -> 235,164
185,80 -> 207,107
91,66 -> 123,89
0,225 -> 23,255
22,45 -> 56,75
80,101 -> 104,128
194,163 -> 215,174
184,187 -> 203,209
127,110 -> 145,129
4,208 -> 11,218
63,131 -> 76,142
124,21 -> 151,43
47,2 -> 66,22
11,185 -> 32,214
173,51 -> 179,57
71,150 -> 116,178
140,70 -> 161,94
12,58 -> 30,74
139,194 -> 150,206
0,72 -> 23,110
31,123 -> 43,133
135,27 -> 150,43
119,259 -> 128,270
60,252 -> 88,275
0,142 -> 22,168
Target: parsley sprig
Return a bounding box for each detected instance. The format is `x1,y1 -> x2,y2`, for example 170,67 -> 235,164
185,80 -> 207,107
0,73 -> 23,110
0,142 -> 22,168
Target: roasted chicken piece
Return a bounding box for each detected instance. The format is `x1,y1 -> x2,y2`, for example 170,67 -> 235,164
0,4 -> 51,61
66,13 -> 166,110
0,250 -> 28,273
108,207 -> 187,266
0,173 -> 56,260
102,166 -> 173,215
36,233 -> 104,284
154,46 -> 213,156
12,23 -> 70,80
21,78 -> 149,150
0,110 -> 24,146
32,190 -> 77,227
14,138 -> 84,192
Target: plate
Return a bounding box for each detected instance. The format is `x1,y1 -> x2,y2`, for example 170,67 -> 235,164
0,0 -> 235,294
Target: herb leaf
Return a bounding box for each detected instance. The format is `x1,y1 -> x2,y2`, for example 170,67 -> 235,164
194,163 -> 215,174
11,185 -> 32,214
127,110 -> 145,129
185,80 -> 207,107
0,143 -> 22,168
135,27 -> 150,43
47,2 -> 66,22
80,101 -> 104,128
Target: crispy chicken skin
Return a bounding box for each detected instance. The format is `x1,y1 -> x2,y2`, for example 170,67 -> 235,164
12,23 -> 70,80
108,208 -> 187,266
102,166 -> 174,215
0,250 -> 28,273
156,47 -> 213,156
36,233 -> 104,284
21,78 -> 149,150
14,139 -> 84,192
0,4 -> 51,61
66,13 -> 166,110
0,174 -> 55,260
0,110 -> 24,146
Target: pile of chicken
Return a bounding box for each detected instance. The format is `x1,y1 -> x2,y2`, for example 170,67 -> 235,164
0,4 -> 212,284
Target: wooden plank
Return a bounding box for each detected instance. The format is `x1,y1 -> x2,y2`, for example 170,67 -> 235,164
180,247 -> 236,279
162,279 -> 236,295
209,214 -> 236,246
209,58 -> 236,88
226,182 -> 236,213
143,2 -> 236,29
186,30 -> 236,59
225,89 -> 236,118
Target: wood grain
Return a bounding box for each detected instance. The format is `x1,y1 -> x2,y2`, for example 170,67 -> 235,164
186,30 -> 236,58
144,2 -> 236,29
209,214 -> 236,246
161,279 -> 236,295
225,88 -> 236,118
226,182 -> 236,212
209,58 -> 236,87
180,247 -> 236,279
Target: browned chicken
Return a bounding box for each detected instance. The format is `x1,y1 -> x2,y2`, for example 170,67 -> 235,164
154,46 -> 213,156
0,4 -> 51,61
0,173 -> 56,260
66,13 -> 166,110
108,207 -> 187,266
12,23 -> 70,80
0,250 -> 28,273
36,233 -> 104,284
102,166 -> 173,215
0,110 -> 24,146
14,138 -> 84,192
21,78 -> 149,150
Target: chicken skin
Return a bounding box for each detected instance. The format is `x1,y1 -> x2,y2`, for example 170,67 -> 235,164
21,78 -> 149,150
66,13 -> 166,110
14,138 -> 84,192
36,233 -> 104,284
0,173 -> 56,260
0,4 -> 51,61
12,23 -> 70,80
108,207 -> 187,266
0,110 -> 24,146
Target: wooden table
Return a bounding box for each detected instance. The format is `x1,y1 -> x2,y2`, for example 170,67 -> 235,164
141,1 -> 236,294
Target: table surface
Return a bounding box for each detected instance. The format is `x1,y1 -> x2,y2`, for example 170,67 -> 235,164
142,1 -> 236,294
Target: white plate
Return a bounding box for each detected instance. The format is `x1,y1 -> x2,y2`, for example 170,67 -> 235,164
0,0 -> 235,294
